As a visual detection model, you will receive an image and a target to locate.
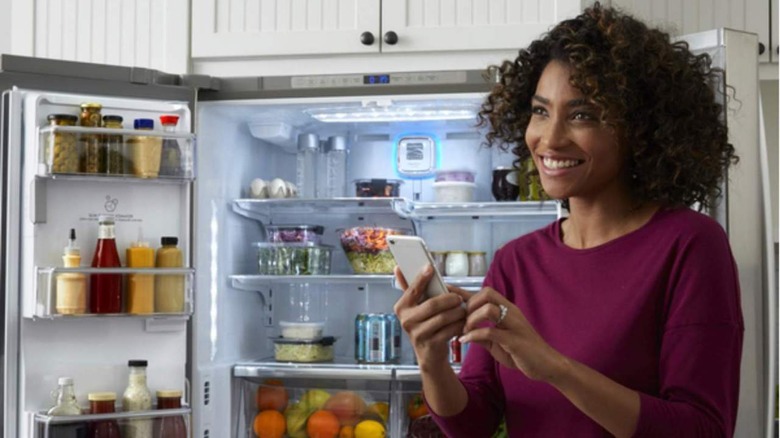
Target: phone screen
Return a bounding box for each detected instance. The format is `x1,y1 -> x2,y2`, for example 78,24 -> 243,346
387,235 -> 448,300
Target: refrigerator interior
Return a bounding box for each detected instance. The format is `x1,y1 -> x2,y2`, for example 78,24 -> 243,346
193,92 -> 560,438
14,89 -> 194,436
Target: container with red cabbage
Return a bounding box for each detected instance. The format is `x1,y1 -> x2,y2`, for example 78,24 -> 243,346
339,226 -> 411,274
265,224 -> 324,244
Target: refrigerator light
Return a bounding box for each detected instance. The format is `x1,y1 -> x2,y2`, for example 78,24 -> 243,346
307,108 -> 477,123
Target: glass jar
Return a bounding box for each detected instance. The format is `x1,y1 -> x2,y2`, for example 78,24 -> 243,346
102,115 -> 125,175
127,118 -> 162,178
444,251 -> 469,277
467,251 -> 487,277
79,103 -> 104,174
45,114 -> 80,174
88,392 -> 121,438
155,390 -> 187,438
430,251 -> 447,276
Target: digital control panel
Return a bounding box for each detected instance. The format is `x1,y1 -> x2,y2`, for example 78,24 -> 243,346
291,71 -> 467,89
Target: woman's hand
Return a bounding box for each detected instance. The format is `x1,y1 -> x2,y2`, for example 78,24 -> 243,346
393,265 -> 467,370
456,287 -> 570,383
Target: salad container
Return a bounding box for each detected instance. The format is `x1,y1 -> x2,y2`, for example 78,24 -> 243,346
339,227 -> 411,274
273,336 -> 336,362
265,224 -> 324,244
254,242 -> 332,275
354,179 -> 403,197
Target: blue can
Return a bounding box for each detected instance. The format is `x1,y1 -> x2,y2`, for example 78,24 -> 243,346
365,313 -> 388,363
385,314 -> 401,363
355,314 -> 367,363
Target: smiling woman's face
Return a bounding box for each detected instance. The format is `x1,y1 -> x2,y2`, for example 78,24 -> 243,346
524,60 -> 628,205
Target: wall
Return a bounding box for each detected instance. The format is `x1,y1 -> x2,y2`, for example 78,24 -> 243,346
760,80 -> 779,242
0,0 -> 12,55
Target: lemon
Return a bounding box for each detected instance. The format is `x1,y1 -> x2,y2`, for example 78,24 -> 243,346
354,419 -> 386,438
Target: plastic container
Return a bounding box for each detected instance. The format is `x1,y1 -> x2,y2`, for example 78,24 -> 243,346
435,169 -> 476,183
254,242 -> 332,275
432,181 -> 476,202
354,179 -> 403,197
338,227 -> 411,274
265,225 -> 324,244
273,336 -> 336,362
279,321 -> 325,340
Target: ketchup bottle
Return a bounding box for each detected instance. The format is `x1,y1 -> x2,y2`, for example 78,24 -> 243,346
90,215 -> 122,313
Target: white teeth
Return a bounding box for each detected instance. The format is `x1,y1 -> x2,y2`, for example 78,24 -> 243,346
543,157 -> 580,169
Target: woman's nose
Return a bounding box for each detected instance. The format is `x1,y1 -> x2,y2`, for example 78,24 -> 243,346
540,119 -> 570,148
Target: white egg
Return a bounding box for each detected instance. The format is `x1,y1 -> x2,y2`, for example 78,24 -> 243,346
249,178 -> 268,198
284,181 -> 298,198
269,178 -> 287,198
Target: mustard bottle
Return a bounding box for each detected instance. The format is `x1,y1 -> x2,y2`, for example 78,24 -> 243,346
56,229 -> 86,315
126,228 -> 155,314
155,236 -> 184,313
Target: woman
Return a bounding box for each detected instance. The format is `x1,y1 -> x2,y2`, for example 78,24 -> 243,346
393,4 -> 742,438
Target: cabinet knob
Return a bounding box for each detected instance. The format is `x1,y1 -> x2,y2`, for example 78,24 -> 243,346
360,31 -> 375,46
384,31 -> 399,45
758,42 -> 766,55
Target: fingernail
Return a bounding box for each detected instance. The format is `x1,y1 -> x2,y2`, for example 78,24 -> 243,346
458,336 -> 467,343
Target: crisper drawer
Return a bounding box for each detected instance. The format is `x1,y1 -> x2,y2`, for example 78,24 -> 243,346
237,377 -> 393,438
32,407 -> 191,438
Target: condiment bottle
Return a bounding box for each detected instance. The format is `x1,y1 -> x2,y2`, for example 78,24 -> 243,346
48,377 -> 87,438
79,103 -> 104,174
155,237 -> 184,313
46,114 -> 80,174
90,216 -> 122,314
126,228 -> 155,314
56,228 -> 86,315
88,392 -> 121,438
128,118 -> 162,178
326,135 -> 348,198
154,390 -> 187,438
158,115 -> 182,177
296,133 -> 318,198
123,360 -> 153,438
102,115 -> 125,175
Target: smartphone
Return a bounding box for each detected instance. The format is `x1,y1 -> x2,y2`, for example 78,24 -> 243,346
386,235 -> 448,301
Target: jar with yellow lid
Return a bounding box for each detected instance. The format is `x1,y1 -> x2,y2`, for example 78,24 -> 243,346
79,103 -> 105,174
45,114 -> 80,174
445,251 -> 469,277
156,390 -> 187,438
467,251 -> 488,276
88,392 -> 121,437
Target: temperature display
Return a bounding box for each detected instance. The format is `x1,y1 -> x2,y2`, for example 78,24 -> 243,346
363,74 -> 391,85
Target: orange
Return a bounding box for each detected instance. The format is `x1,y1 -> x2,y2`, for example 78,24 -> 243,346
256,379 -> 289,412
253,409 -> 286,438
339,425 -> 355,438
307,409 -> 341,438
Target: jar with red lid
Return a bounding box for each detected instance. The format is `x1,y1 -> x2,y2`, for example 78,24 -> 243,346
154,390 -> 187,438
87,392 -> 120,438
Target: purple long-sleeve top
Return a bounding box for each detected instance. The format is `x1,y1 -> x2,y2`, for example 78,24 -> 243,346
430,207 -> 744,437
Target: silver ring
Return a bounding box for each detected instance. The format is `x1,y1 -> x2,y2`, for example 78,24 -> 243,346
496,304 -> 508,326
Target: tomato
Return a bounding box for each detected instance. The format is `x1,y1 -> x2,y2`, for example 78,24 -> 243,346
406,393 -> 428,420
256,379 -> 289,412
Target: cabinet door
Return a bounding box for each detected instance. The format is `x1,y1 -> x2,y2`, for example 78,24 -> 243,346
192,0 -> 381,57
772,0 -> 778,61
380,0 -> 582,53
610,0 -> 771,63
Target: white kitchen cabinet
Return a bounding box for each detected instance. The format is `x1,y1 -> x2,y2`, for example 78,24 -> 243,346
610,0 -> 772,63
191,0 -> 583,58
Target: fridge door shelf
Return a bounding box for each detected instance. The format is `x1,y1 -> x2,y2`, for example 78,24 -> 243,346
38,125 -> 196,180
31,266 -> 194,319
31,406 -> 191,438
230,274 -> 485,291
233,197 -> 560,223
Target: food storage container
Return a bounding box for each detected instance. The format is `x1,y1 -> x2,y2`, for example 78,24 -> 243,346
266,225 -> 324,244
338,227 -> 412,274
432,181 -> 476,202
435,169 -> 476,183
354,179 -> 403,197
279,321 -> 325,340
273,336 -> 336,362
254,242 -> 333,275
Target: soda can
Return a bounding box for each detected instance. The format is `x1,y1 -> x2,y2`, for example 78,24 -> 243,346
365,313 -> 388,363
461,341 -> 470,361
449,337 -> 462,364
354,314 -> 367,363
385,313 -> 401,363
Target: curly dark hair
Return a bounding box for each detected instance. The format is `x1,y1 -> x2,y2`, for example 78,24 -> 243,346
478,3 -> 737,210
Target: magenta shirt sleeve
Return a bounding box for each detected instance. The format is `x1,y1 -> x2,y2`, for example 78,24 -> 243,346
633,223 -> 743,437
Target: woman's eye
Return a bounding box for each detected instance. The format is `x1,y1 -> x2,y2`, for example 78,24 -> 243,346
572,111 -> 596,121
531,106 -> 546,116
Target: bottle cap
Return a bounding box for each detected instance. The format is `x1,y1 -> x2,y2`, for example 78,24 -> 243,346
47,114 -> 78,123
132,228 -> 150,248
133,118 -> 154,130
64,228 -> 80,256
328,135 -> 347,152
128,360 -> 148,367
102,115 -> 123,123
160,115 -> 180,126
297,133 -> 319,151
58,377 -> 74,385
80,103 -> 102,110
161,236 -> 179,246
97,215 -> 114,224
88,392 -> 116,401
156,389 -> 183,398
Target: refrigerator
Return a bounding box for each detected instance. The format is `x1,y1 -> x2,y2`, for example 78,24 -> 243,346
0,28 -> 774,438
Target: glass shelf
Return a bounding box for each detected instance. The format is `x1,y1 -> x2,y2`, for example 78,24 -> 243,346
30,266 -> 194,320
232,197 -> 560,222
230,274 -> 485,291
37,125 -> 195,180
32,406 -> 190,438
234,358 -> 460,381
